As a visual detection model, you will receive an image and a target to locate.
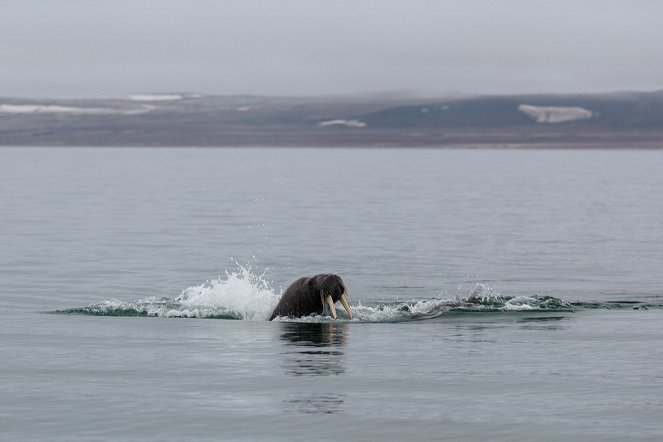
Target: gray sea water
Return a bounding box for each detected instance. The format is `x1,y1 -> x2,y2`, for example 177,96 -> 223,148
1,147 -> 662,441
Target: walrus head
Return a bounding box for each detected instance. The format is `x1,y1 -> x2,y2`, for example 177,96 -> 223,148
317,274 -> 353,320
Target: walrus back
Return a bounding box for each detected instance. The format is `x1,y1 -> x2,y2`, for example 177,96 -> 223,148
268,277 -> 314,320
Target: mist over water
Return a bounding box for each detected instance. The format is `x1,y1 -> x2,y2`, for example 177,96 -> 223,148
1,147 -> 662,441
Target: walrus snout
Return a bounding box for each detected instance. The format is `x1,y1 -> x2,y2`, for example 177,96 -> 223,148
320,274 -> 353,320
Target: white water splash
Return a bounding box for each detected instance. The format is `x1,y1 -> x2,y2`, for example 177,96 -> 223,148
504,296 -> 538,310
175,265 -> 279,320
465,283 -> 504,304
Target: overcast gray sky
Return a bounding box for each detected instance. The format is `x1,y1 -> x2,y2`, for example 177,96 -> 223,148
1,0 -> 661,98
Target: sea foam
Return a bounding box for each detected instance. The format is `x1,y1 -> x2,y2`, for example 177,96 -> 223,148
58,269 -> 574,321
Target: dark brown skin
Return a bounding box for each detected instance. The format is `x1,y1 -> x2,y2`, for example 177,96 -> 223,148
269,274 -> 347,321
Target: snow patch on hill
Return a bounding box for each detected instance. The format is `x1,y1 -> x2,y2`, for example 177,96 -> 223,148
0,104 -> 155,115
128,94 -> 183,101
518,104 -> 593,123
318,119 -> 367,128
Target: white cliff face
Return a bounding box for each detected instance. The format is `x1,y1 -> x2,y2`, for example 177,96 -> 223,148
518,104 -> 593,123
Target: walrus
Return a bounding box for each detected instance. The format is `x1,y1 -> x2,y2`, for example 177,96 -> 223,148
269,274 -> 353,321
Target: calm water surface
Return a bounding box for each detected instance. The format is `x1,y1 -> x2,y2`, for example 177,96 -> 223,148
1,147 -> 662,441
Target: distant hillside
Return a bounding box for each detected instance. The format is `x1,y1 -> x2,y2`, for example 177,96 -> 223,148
357,91 -> 663,129
1,91 -> 663,147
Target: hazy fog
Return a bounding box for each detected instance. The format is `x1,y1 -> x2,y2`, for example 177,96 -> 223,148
1,0 -> 661,98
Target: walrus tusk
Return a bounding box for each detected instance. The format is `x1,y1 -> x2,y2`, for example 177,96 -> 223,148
325,294 -> 337,319
340,293 -> 353,319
